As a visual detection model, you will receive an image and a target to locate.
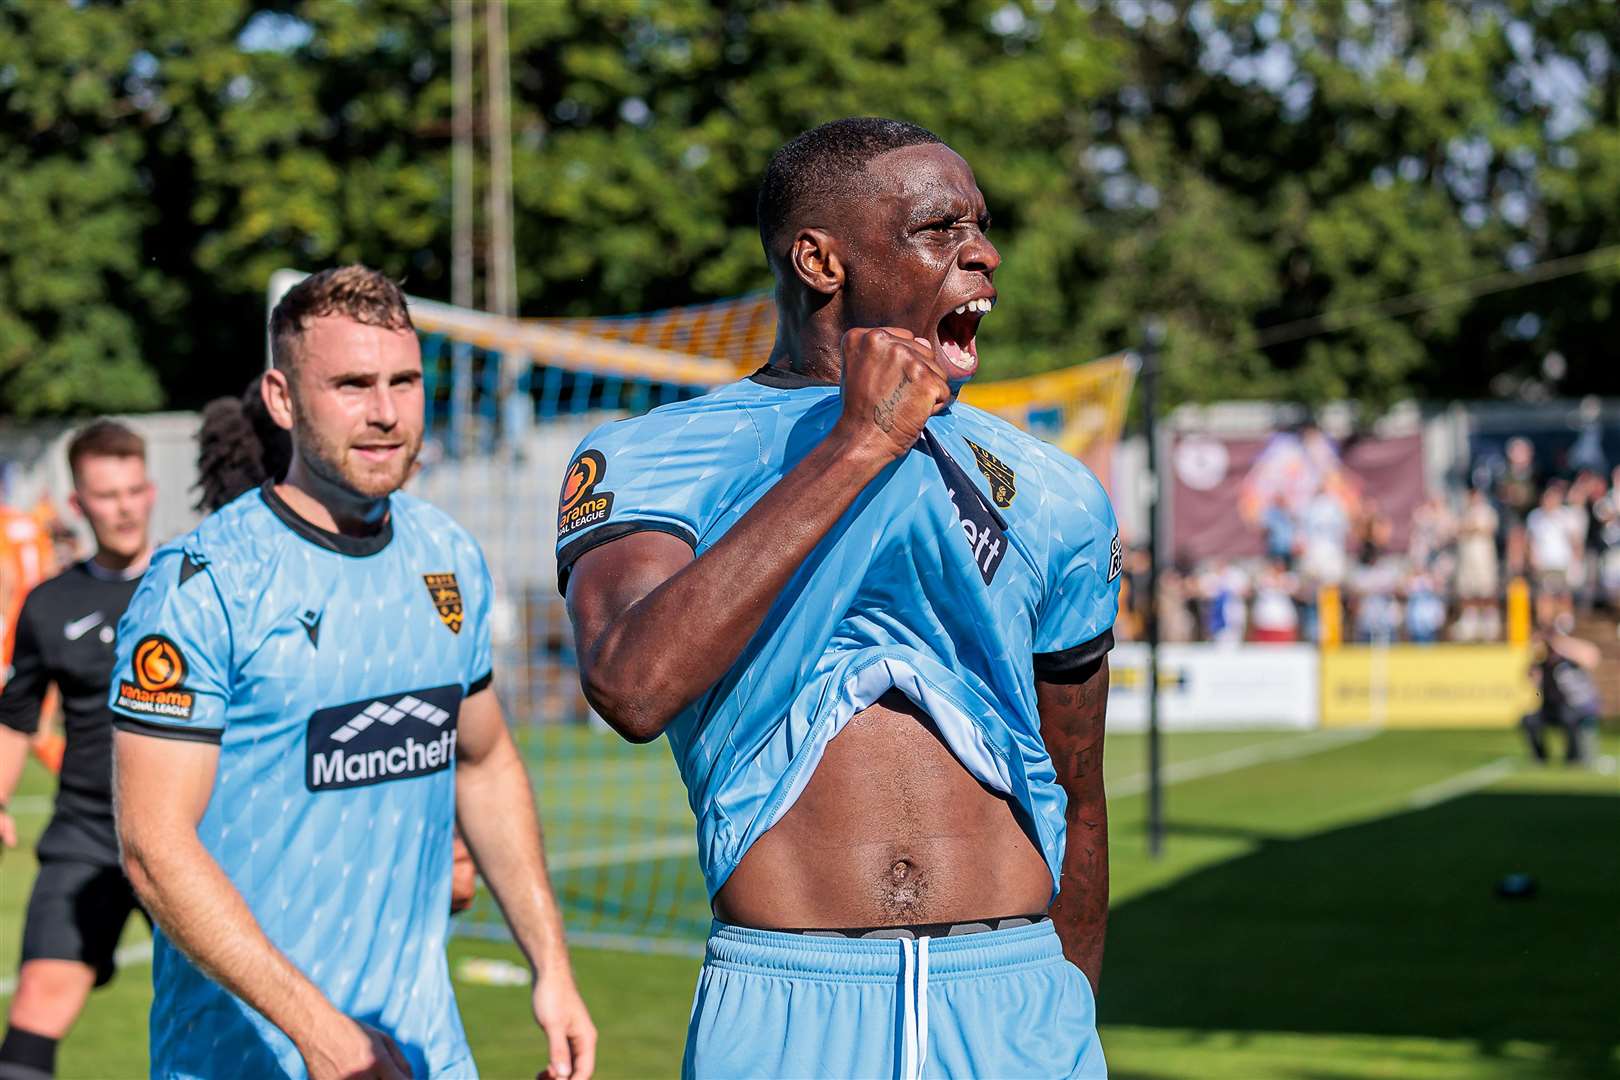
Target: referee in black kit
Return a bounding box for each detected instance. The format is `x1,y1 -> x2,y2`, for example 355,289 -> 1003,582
0,421 -> 156,1080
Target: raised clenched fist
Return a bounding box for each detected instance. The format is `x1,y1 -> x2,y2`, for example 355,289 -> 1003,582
834,327 -> 954,462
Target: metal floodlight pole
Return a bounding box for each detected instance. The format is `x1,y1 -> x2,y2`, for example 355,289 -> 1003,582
484,0 -> 516,320
450,0 -> 476,457
1142,318 -> 1166,859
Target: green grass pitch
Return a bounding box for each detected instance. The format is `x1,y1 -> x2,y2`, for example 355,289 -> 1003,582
3,726 -> 1616,1079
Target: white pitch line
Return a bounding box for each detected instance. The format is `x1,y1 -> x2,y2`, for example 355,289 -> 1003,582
1109,728 -> 1380,798
1406,756 -> 1517,809
0,940 -> 152,997
548,834 -> 696,871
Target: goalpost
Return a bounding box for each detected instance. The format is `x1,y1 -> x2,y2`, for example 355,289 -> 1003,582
266,271 -> 1137,952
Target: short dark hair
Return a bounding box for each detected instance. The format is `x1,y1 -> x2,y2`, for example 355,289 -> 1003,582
67,419 -> 145,481
756,117 -> 943,258
269,264 -> 414,370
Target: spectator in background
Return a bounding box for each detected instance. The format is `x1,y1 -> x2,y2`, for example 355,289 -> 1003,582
1299,489 -> 1350,592
1408,493 -> 1456,575
1593,465 -> 1620,611
1404,571 -> 1448,643
1202,560 -> 1249,644
1261,495 -> 1296,568
1495,437 -> 1539,575
1117,546 -> 1151,642
1527,481 -> 1575,624
1350,553 -> 1402,643
1249,559 -> 1300,643
1157,566 -> 1198,644
1351,497 -> 1393,565
1455,487 -> 1501,641
1570,469 -> 1605,611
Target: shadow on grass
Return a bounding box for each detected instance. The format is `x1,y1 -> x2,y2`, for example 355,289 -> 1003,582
1102,792 -> 1620,1077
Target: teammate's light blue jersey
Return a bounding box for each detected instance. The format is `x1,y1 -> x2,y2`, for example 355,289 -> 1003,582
556,371 -> 1120,901
110,484 -> 493,1080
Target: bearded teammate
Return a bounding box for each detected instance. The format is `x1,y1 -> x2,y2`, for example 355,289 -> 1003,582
0,423 -> 156,1080
111,266 -> 595,1079
560,118 -> 1116,1077
191,377 -> 478,915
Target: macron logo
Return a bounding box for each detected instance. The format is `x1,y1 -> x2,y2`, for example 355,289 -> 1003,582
305,685 -> 464,792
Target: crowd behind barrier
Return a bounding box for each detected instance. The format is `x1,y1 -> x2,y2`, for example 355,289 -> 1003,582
1117,435 -> 1620,647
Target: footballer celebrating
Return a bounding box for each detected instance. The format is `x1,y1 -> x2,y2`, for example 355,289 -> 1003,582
0,422 -> 155,1080
561,119 -> 1117,1077
111,266 -> 595,1079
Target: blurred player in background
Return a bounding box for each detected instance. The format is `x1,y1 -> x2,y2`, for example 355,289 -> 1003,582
112,266 -> 593,1080
1,500 -> 61,771
562,118 -> 1117,1078
0,500 -> 57,681
0,421 -> 155,1080
193,375 -> 478,914
191,374 -> 293,515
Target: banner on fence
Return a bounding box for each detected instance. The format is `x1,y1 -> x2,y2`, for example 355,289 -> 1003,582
1319,644 -> 1535,728
1107,643 -> 1318,731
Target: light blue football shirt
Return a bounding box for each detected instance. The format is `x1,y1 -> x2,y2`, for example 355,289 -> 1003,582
556,371 -> 1120,902
110,483 -> 493,1080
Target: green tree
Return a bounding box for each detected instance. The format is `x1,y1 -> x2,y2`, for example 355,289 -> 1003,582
4,0 -> 1620,417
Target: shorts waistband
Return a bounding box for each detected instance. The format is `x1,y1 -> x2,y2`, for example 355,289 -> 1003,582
777,913 -> 1048,940
704,918 -> 1065,984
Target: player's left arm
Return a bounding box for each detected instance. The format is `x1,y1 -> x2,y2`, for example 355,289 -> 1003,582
1030,453 -> 1120,993
455,687 -> 596,1080
1037,659 -> 1110,994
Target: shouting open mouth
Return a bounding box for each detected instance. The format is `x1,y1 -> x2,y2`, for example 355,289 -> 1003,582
936,294 -> 995,375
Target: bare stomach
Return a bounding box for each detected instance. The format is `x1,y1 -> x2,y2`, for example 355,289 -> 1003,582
713,691 -> 1052,929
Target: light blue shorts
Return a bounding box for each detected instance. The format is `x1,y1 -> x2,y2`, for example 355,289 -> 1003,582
684,919 -> 1106,1079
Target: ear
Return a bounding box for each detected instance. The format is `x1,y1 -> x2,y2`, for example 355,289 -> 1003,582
261,367 -> 296,432
67,491 -> 83,519
788,228 -> 844,296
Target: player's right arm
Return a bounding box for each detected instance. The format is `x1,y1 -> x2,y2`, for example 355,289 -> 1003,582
115,736 -> 409,1079
110,553 -> 410,1080
566,329 -> 953,741
0,590 -> 49,853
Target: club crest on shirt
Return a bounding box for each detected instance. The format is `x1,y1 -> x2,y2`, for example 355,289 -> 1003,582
115,634 -> 196,720
423,573 -> 464,634
557,449 -> 614,538
963,439 -> 1017,509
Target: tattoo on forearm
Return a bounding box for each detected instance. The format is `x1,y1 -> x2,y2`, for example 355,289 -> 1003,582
873,372 -> 911,433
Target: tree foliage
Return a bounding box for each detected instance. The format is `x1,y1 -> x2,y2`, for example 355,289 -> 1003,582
2,0 -> 1618,417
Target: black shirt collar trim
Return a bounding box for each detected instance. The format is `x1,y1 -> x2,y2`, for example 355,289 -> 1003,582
80,557 -> 146,582
259,481 -> 393,557
748,365 -> 836,390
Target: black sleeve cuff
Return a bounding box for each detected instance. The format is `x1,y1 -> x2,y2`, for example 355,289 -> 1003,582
468,670 -> 494,696
1033,628 -> 1115,684
556,521 -> 698,596
112,716 -> 225,745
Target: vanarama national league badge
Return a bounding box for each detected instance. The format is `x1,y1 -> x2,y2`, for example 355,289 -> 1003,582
115,634 -> 196,720
423,573 -> 464,634
558,450 -> 614,538
963,439 -> 1016,509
